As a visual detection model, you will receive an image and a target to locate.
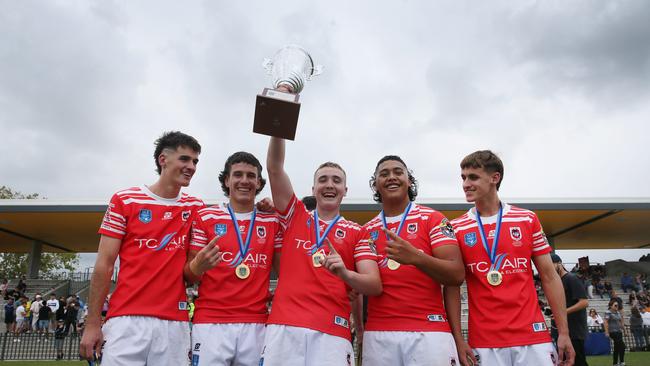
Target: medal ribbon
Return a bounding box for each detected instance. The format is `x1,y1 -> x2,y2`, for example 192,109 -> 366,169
227,205 -> 257,266
475,203 -> 504,270
380,202 -> 412,241
312,209 -> 341,255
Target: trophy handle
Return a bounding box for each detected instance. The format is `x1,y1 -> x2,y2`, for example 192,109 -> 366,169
308,65 -> 324,80
263,58 -> 274,74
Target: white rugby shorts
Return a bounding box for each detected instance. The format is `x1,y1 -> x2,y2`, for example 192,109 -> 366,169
473,342 -> 558,366
362,330 -> 459,366
191,323 -> 265,366
101,315 -> 190,366
260,324 -> 354,366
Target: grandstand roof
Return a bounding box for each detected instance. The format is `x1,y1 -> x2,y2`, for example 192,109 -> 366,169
1,198 -> 649,253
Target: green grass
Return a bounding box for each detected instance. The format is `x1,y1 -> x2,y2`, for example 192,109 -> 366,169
587,351 -> 650,365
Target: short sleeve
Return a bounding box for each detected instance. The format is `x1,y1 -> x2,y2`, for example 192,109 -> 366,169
531,213 -> 552,256
428,214 -> 459,250
98,193 -> 127,239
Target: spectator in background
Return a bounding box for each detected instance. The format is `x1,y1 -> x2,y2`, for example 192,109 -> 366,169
30,294 -> 42,332
54,319 -> 66,360
14,299 -> 26,336
630,307 -> 646,351
604,281 -> 614,298
587,309 -> 604,329
56,296 -> 66,323
641,307 -> 650,346
552,254 -> 589,366
64,301 -> 79,335
635,273 -> 644,292
16,276 -> 27,296
621,272 -> 634,293
4,298 -> 16,333
629,291 -> 639,308
38,298 -> 51,336
0,279 -> 8,298
610,289 -> 624,311
594,280 -> 605,299
586,281 -> 594,299
604,299 -> 626,366
46,293 -> 59,331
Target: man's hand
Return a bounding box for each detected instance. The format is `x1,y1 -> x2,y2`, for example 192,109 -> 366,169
322,239 -> 349,279
456,341 -> 477,366
256,197 -> 275,212
190,235 -> 222,277
383,229 -> 421,265
79,323 -> 103,360
557,333 -> 575,366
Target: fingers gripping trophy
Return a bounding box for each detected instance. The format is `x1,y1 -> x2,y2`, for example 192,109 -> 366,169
253,45 -> 323,140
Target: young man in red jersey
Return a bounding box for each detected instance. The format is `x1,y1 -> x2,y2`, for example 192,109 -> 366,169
361,155 -> 465,365
261,137 -> 382,366
80,131 -> 205,365
185,152 -> 282,366
449,150 -> 575,366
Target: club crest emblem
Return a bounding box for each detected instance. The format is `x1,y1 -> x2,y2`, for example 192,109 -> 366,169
510,227 -> 522,241
182,211 -> 191,221
407,223 -> 417,234
138,209 -> 152,224
215,223 -> 227,236
464,232 -> 477,247
335,228 -> 346,238
257,226 -> 266,238
370,231 -> 379,241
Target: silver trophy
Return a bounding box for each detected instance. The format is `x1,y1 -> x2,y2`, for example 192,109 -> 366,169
253,45 -> 323,140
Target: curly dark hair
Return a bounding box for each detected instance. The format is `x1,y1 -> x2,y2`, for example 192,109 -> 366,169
369,155 -> 418,203
218,152 -> 266,197
153,131 -> 201,175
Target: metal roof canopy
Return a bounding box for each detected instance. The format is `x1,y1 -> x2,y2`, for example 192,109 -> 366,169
1,198 -> 649,253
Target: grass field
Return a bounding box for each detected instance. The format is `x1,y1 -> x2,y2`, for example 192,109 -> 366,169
0,353 -> 648,365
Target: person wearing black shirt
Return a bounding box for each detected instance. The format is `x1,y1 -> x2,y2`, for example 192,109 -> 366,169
552,254 -> 589,366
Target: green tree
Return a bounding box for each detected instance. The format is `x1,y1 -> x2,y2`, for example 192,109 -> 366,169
0,186 -> 79,279
0,253 -> 79,279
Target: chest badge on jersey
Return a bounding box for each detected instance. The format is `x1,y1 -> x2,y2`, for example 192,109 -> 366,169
335,228 -> 346,239
464,232 -> 477,247
215,224 -> 227,236
407,223 -> 418,234
138,209 -> 152,224
510,227 -> 522,240
182,211 -> 191,221
256,226 -> 266,238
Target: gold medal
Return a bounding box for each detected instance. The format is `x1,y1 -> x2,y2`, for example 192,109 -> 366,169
486,270 -> 502,286
386,259 -> 401,270
235,263 -> 250,279
312,252 -> 325,267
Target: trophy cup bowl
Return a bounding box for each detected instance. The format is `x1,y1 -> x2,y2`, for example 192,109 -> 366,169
253,45 -> 322,140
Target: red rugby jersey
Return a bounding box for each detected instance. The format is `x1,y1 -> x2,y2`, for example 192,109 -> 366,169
189,203 -> 282,324
451,203 -> 552,348
98,186 -> 204,321
363,204 -> 458,332
267,195 -> 376,341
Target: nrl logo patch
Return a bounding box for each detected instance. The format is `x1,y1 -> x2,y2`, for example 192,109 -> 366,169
464,232 -> 477,247
138,209 -> 152,224
215,223 -> 227,236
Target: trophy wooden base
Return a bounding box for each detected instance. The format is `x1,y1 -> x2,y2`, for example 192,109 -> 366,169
253,88 -> 301,140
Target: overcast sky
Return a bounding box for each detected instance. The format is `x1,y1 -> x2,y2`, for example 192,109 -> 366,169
2,1 -> 650,268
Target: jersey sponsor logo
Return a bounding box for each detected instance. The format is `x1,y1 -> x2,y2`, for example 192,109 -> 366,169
139,209 -> 152,224
532,322 -> 547,332
215,224 -> 227,236
178,301 -> 187,310
334,315 -> 349,328
193,343 -> 201,351
464,232 -> 477,247
256,226 -> 266,238
182,211 -> 191,221
466,257 -> 529,274
488,229 -> 495,238
450,357 -> 457,366
192,354 -> 199,366
163,211 -> 173,220
510,227 -> 522,241
135,233 -> 187,251
427,314 -> 445,322
221,251 -> 269,267
439,219 -> 455,239
407,223 -> 418,234
335,228 -> 346,238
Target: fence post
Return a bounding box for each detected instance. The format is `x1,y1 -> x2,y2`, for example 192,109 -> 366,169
0,333 -> 7,361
